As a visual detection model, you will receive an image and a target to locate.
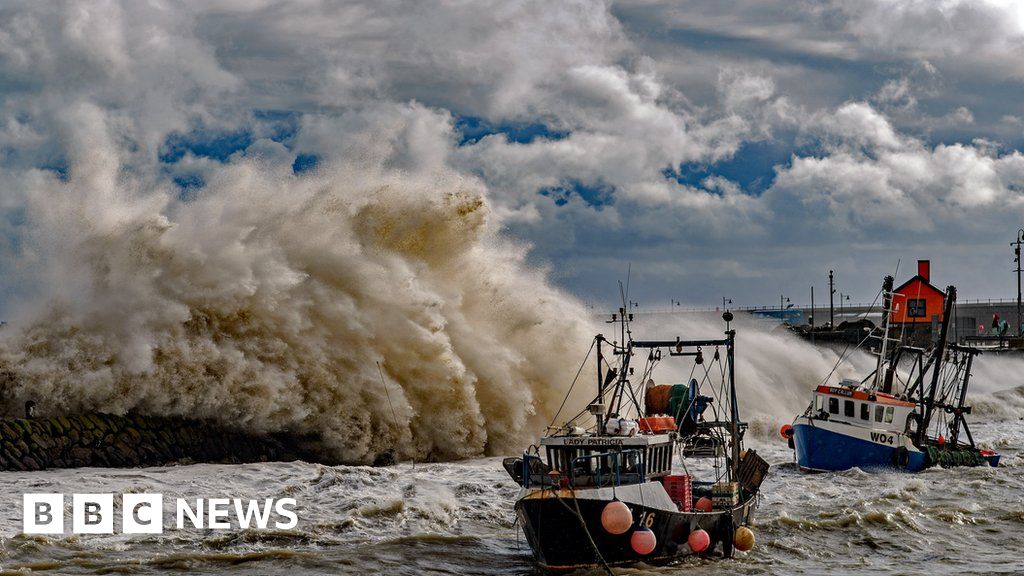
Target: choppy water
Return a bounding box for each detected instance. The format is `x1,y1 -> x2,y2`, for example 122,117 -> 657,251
0,418 -> 1019,576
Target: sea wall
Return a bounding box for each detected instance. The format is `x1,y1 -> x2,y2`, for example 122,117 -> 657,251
0,413 -> 309,471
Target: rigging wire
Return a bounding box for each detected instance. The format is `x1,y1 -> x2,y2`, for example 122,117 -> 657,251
815,285 -> 885,389
548,338 -> 597,429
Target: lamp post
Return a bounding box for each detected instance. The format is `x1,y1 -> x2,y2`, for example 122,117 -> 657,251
839,293 -> 850,321
1014,229 -> 1024,336
829,270 -> 835,328
722,297 -> 732,311
780,295 -> 791,322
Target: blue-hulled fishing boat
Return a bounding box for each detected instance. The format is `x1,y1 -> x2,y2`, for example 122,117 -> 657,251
786,276 -> 1000,472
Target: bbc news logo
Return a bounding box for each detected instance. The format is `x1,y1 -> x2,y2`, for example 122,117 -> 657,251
24,494 -> 298,534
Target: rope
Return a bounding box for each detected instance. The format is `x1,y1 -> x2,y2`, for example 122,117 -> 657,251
376,361 -> 412,467
815,286 -> 885,388
549,487 -> 615,576
549,338 -> 597,428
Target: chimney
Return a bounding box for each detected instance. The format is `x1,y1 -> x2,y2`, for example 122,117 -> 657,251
917,259 -> 930,283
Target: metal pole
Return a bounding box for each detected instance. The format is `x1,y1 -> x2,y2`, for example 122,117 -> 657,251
811,286 -> 815,344
596,336 -> 604,436
874,277 -> 894,391
920,286 -> 956,444
1014,229 -> 1024,336
951,350 -> 976,447
829,270 -> 835,328
727,329 -> 740,481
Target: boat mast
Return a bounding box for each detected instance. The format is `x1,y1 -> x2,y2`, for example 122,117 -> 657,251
727,328 -> 740,481
918,285 -> 956,444
949,346 -> 978,448
596,335 -> 605,436
872,275 -> 895,391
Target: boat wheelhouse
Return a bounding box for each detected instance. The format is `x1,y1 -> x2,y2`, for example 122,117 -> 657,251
813,383 -> 918,434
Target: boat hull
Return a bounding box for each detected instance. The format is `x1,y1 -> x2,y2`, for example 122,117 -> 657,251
792,417 -> 928,472
515,485 -> 755,571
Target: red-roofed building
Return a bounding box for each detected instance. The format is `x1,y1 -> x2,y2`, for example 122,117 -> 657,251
890,260 -> 946,345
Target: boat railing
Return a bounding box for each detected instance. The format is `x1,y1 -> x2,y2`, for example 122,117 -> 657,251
569,449 -> 645,488
512,454 -> 556,489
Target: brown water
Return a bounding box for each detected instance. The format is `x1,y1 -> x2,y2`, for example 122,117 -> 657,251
0,416 -> 1018,576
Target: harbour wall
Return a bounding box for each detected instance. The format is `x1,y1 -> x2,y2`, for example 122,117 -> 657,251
0,413 -> 315,471
629,300 -> 1024,340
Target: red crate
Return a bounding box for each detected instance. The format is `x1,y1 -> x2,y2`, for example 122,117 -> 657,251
662,475 -> 692,512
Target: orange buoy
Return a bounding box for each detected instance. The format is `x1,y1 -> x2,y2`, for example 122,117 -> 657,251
695,497 -> 713,512
687,528 -> 710,552
601,500 -> 633,535
630,527 -> 657,555
734,526 -> 755,551
780,424 -> 794,439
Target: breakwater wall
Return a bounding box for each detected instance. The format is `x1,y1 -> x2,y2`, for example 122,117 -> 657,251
0,413 -> 313,471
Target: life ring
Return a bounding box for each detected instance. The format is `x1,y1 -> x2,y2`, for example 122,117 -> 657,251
892,446 -> 910,469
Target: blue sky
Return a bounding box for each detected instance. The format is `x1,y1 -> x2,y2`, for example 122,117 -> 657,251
2,0 -> 1024,313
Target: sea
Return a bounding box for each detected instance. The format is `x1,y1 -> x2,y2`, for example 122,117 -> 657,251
1,312 -> 1022,576
0,416 -> 1019,575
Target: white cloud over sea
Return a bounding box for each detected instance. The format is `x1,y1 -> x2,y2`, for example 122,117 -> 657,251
1,0 -> 1023,310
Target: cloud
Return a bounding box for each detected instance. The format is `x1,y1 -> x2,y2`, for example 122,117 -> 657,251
0,0 -> 1022,321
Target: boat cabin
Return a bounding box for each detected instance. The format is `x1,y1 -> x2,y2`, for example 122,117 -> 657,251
534,434 -> 674,487
812,384 -> 919,435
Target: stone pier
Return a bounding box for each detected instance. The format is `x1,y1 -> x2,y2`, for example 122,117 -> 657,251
0,413 -> 312,471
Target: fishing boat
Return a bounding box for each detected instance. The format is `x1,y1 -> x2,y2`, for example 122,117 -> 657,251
785,276 -> 1000,472
504,311 -> 768,571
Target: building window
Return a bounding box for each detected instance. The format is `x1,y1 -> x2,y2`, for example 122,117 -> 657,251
829,398 -> 839,414
907,299 -> 927,318
875,405 -> 884,422
884,407 -> 894,423
861,403 -> 870,420
844,400 -> 855,417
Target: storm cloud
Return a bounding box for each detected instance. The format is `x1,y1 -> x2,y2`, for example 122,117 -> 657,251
1,0 -> 1023,311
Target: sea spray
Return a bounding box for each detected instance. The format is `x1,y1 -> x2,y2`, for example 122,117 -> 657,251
0,145 -> 595,463
626,312 -> 894,436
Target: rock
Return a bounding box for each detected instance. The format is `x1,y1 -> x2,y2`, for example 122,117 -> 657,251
88,414 -> 107,432
70,447 -> 92,466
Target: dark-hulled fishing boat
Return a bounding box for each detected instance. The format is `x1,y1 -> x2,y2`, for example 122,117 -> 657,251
787,276 -> 1000,472
504,311 -> 768,571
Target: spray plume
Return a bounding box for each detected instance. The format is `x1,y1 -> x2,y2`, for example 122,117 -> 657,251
0,127 -> 595,463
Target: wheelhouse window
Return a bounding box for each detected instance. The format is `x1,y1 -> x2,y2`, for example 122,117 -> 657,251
908,299 -> 927,318
875,405 -> 884,422
860,403 -> 870,420
844,400 -> 855,417
815,395 -> 824,411
884,406 -> 894,423
828,397 -> 839,414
